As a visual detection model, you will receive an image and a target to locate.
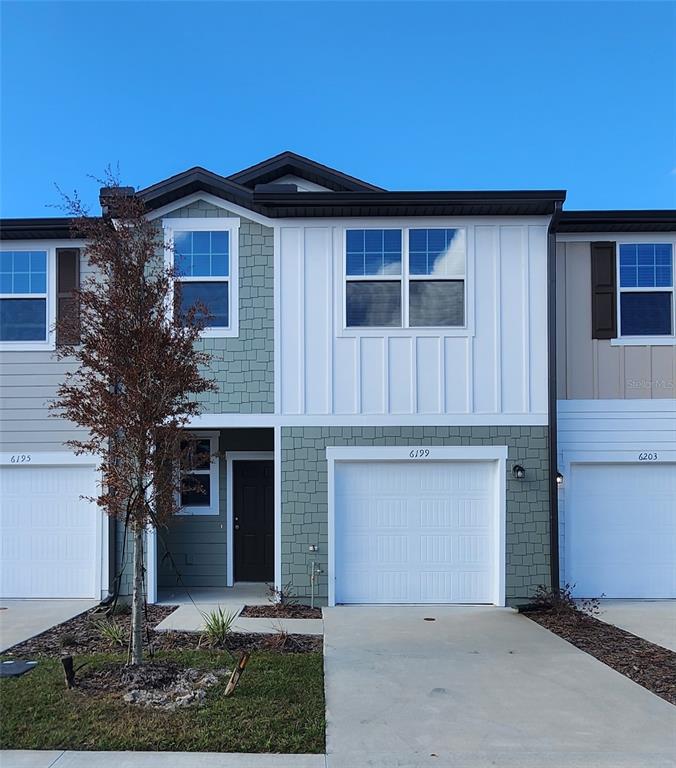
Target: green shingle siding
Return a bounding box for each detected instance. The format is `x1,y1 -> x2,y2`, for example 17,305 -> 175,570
167,201 -> 274,414
281,425 -> 551,606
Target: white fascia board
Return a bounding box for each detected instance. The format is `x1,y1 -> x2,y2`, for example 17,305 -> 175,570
187,413 -> 549,428
557,399 -> 676,414
0,451 -> 99,466
325,445 -> 509,461
557,233 -> 676,244
146,192 -> 275,228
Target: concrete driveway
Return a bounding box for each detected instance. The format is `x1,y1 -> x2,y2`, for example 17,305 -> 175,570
323,606 -> 676,768
0,599 -> 98,653
596,600 -> 676,652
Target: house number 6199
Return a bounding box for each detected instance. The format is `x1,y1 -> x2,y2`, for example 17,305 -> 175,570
409,449 -> 430,459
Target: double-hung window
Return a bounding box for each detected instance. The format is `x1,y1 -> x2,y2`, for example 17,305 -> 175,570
345,229 -> 402,327
179,434 -> 219,515
345,227 -> 466,328
408,228 -> 465,326
164,218 -> 239,337
0,250 -> 49,344
618,243 -> 674,337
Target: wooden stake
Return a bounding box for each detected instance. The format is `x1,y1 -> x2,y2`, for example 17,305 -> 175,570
224,651 -> 250,697
61,656 -> 76,689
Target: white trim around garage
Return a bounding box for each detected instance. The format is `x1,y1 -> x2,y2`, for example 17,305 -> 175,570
326,445 -> 508,608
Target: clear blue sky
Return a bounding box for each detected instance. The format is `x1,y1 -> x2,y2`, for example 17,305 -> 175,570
1,1 -> 674,216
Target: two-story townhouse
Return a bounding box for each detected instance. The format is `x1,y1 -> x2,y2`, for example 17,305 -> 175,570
2,152 -> 672,607
555,211 -> 676,599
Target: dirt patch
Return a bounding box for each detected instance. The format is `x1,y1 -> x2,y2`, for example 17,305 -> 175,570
240,604 -> 322,619
157,630 -> 322,654
3,604 -> 176,658
525,609 -> 676,705
77,660 -> 228,710
2,603 -> 322,658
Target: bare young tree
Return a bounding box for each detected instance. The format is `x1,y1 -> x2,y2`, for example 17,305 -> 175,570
51,176 -> 216,664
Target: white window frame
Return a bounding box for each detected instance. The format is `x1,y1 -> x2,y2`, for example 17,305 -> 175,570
0,245 -> 57,351
612,236 -> 676,346
163,217 -> 240,338
177,431 -> 220,516
342,226 -> 468,333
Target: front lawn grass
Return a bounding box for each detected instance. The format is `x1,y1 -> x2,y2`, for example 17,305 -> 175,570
0,650 -> 325,753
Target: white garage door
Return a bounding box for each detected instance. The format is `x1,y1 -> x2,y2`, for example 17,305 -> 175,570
0,464 -> 99,598
334,460 -> 499,604
565,463 -> 676,599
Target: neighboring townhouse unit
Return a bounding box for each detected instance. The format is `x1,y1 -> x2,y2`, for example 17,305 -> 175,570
0,152 -> 673,606
555,211 -> 676,599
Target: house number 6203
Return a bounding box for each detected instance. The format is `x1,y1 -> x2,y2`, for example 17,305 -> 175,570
409,449 -> 430,459
638,452 -> 658,461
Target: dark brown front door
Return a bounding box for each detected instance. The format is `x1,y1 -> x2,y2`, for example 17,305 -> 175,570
233,460 -> 274,582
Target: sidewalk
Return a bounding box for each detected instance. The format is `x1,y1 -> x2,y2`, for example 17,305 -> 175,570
1,752 -> 326,768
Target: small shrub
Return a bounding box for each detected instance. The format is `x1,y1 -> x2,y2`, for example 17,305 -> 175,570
59,632 -> 78,649
262,629 -> 290,652
578,594 -> 604,617
93,618 -> 126,647
267,581 -> 298,607
530,583 -> 577,614
199,607 -> 237,648
530,583 -> 604,618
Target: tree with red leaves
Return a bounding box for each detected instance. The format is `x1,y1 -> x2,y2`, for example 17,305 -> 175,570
52,177 -> 216,665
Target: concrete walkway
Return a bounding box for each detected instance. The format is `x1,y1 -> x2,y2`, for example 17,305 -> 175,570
0,599 -> 98,653
323,605 -> 676,768
0,752 -> 324,767
596,600 -> 676,652
155,584 -> 323,635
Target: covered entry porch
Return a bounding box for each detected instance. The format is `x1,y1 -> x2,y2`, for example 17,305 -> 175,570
150,427 -> 275,601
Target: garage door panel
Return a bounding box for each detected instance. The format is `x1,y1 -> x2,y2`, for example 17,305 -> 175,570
335,460 -> 497,604
0,465 -> 99,598
566,463 -> 676,599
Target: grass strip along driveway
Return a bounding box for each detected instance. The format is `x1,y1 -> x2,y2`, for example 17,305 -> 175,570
0,649 -> 325,753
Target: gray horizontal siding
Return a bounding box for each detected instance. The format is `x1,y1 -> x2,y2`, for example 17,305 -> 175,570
0,351 -> 87,451
0,250 -> 93,452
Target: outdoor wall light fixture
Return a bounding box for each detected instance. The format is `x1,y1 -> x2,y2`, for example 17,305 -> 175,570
512,464 -> 526,480
556,472 -> 564,486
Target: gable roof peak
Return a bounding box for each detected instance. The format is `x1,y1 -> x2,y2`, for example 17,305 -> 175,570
227,151 -> 384,192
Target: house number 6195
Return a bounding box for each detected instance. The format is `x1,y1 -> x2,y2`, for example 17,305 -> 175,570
9,454 -> 31,463
409,449 -> 430,459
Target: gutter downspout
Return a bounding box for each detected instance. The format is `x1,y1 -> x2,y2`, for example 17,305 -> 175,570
547,201 -> 563,593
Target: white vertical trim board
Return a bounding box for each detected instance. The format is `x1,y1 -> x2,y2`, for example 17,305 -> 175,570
225,451 -> 275,588
326,445 -> 508,607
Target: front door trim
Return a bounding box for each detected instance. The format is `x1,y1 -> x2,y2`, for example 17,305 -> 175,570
226,451 -> 274,586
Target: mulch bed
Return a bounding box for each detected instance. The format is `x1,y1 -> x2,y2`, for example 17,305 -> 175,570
3,603 -> 321,658
524,608 -> 676,705
240,604 -> 322,619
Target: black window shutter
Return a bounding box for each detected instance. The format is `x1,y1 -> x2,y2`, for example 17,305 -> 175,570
56,248 -> 80,345
590,242 -> 617,340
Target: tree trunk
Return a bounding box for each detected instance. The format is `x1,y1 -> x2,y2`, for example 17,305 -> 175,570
130,524 -> 145,665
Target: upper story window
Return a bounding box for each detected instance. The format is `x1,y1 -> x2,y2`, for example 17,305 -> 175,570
0,250 -> 49,343
163,217 -> 239,338
619,243 -> 673,337
344,228 -> 466,329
